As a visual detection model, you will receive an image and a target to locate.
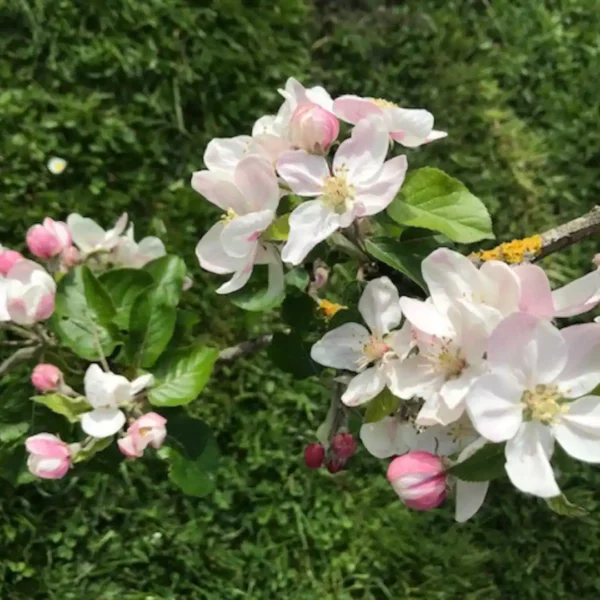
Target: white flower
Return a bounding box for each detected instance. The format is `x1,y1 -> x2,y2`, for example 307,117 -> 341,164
114,224 -> 166,268
47,156 -> 68,175
466,313 -> 600,498
67,213 -> 128,257
277,116 -> 408,265
311,277 -> 412,406
80,364 -> 154,438
193,154 -> 283,295
452,438 -> 490,523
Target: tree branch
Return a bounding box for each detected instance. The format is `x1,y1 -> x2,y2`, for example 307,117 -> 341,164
0,346 -> 39,377
216,334 -> 273,364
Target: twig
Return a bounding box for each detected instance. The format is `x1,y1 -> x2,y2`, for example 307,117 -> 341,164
0,346 -> 39,376
216,334 -> 273,364
1,323 -> 39,341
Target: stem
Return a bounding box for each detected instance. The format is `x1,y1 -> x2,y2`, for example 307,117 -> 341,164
0,346 -> 40,376
2,323 -> 38,341
216,334 -> 273,364
91,323 -> 110,372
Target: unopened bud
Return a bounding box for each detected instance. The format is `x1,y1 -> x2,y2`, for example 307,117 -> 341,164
0,249 -> 23,275
31,363 -> 62,392
386,451 -> 446,511
26,218 -> 71,259
289,102 -> 339,154
332,432 -> 356,459
61,245 -> 80,268
304,442 -> 325,469
325,457 -> 346,474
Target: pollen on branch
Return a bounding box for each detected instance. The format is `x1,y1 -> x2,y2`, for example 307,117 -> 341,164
470,235 -> 542,264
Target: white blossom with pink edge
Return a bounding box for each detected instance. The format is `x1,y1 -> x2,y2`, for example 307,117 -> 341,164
80,364 -> 154,439
0,259 -> 56,325
278,116 -> 408,265
26,218 -> 72,259
311,277 -> 412,406
67,213 -> 128,258
333,94 -> 447,148
466,313 -> 600,498
193,154 -> 284,296
118,412 -> 167,458
25,433 -> 72,479
514,263 -> 600,319
113,224 -> 166,268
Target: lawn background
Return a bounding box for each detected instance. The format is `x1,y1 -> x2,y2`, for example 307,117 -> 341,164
1,1 -> 600,598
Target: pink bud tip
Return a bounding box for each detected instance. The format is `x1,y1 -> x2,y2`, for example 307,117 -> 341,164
0,249 -> 23,275
289,102 -> 339,154
31,364 -> 62,392
26,219 -> 71,259
332,432 -> 357,460
386,451 -> 447,511
304,442 -> 325,469
25,433 -> 71,479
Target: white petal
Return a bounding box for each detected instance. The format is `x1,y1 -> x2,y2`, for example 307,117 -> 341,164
386,107 -> 434,147
191,171 -> 247,214
216,253 -> 256,295
310,323 -> 370,370
440,365 -> 481,410
81,408 -> 126,438
504,421 -> 559,498
387,355 -> 443,400
66,214 -> 106,253
204,136 -> 252,172
276,150 -> 328,196
466,372 -> 524,442
234,155 -> 280,213
333,95 -> 383,124
552,269 -> 600,318
399,297 -> 453,337
255,244 -> 285,304
360,417 -> 401,458
479,261 -> 521,316
341,367 -> 386,406
553,396 -> 600,462
455,480 -> 489,523
386,321 -> 414,360
333,116 -> 389,184
131,373 -> 154,395
513,264 -> 554,319
220,210 -> 273,259
83,364 -> 109,408
557,323 -> 600,397
358,277 -> 401,337
196,222 -> 244,275
281,200 -> 341,265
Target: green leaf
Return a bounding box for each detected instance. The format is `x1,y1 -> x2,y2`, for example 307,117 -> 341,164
446,443 -> 505,482
327,231 -> 368,260
546,494 -> 589,518
387,167 -> 494,243
0,446 -> 26,486
73,437 -> 113,464
230,265 -> 285,312
0,422 -> 30,444
284,267 -> 310,292
149,347 -> 218,407
365,237 -> 437,291
31,393 -> 89,423
262,214 -> 290,241
124,284 -> 177,368
166,446 -> 218,497
51,266 -> 119,361
143,255 -> 187,308
281,293 -> 316,333
267,332 -> 318,379
99,268 -> 154,329
364,389 -> 400,423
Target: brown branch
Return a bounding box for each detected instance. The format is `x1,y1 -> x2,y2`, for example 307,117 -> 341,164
0,346 -> 39,377
216,334 -> 273,364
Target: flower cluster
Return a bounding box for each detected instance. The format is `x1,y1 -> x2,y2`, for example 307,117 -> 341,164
312,249 -> 600,520
192,77 -> 445,297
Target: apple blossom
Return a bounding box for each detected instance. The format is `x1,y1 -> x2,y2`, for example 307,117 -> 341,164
386,451 -> 447,510
278,116 -> 408,264
26,218 -> 71,259
193,154 -> 283,296
466,313 -> 600,498
67,212 -> 128,257
80,364 -> 154,439
113,224 -> 166,268
0,259 -> 56,325
118,412 -> 167,458
31,364 -> 62,392
0,247 -> 23,275
311,277 -> 412,406
334,94 -> 447,147
47,156 -> 67,175
25,433 -> 71,479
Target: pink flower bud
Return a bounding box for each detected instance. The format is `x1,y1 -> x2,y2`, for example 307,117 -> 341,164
118,412 -> 167,459
25,433 -> 71,479
313,266 -> 329,290
289,102 -> 339,154
304,442 -> 325,469
61,245 -> 80,268
332,432 -> 356,459
0,249 -> 23,275
31,364 -> 62,392
386,451 -> 447,511
26,218 -> 71,259
326,456 -> 346,474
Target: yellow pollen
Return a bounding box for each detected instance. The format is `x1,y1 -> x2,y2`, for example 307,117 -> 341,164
471,235 -> 542,264
318,299 -> 346,320
139,427 -> 152,437
220,207 -> 238,224
322,175 -> 354,212
437,350 -> 466,380
522,384 -> 567,424
371,98 -> 399,109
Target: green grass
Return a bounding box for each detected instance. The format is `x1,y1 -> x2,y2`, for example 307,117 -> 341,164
2,1 -> 600,598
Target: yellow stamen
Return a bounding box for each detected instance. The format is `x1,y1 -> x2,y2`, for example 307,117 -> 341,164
371,98 -> 398,109
437,350 -> 466,380
522,384 -> 567,424
319,299 -> 346,320
322,174 -> 355,213
471,235 -> 542,264
220,207 -> 238,224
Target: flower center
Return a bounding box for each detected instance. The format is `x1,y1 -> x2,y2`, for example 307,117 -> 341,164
357,336 -> 391,370
371,98 -> 398,109
322,175 -> 354,213
437,350 -> 466,380
220,207 -> 238,224
521,384 -> 566,424
447,415 -> 475,443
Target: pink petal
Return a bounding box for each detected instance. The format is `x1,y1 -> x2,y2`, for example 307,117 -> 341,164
276,150 -> 328,196
234,155 -> 280,213
513,264 -> 554,319
191,170 -> 247,214
333,95 -> 383,124
552,269 -> 600,318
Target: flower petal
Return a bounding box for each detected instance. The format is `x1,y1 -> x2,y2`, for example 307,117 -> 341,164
552,269 -> 600,318
388,355 -> 443,401
466,372 -> 524,442
255,244 -> 285,304
66,214 -> 106,253
204,136 -> 252,172
386,107 -> 434,147
216,253 -> 256,295
513,264 -> 554,319
360,417 -> 402,458
191,170 -> 247,213
504,421 -> 559,498
221,210 -> 274,259
131,374 -> 154,395
399,297 -> 453,337
196,222 -> 245,275
341,367 -> 386,406
276,150 -> 328,196
81,408 -> 126,438
455,480 -> 489,523
553,396 -> 600,462
333,95 -> 383,124
557,323 -> 600,397
310,323 -> 370,371
234,155 -> 280,213
358,276 -> 402,337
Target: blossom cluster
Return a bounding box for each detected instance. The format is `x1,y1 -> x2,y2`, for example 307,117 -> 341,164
191,77 -> 445,298
312,250 -> 600,520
